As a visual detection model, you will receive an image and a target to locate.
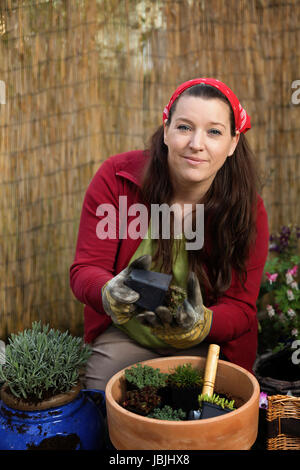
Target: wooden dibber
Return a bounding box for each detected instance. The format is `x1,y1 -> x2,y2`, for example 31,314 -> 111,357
200,344 -> 235,419
202,344 -> 220,397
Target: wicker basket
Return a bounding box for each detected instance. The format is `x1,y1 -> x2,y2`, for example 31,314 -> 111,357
266,395 -> 300,450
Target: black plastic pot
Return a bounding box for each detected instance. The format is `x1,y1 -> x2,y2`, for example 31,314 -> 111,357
170,385 -> 202,412
124,269 -> 172,311
200,402 -> 233,419
254,347 -> 300,396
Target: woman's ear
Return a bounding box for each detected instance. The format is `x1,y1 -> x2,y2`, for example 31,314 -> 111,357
228,131 -> 240,157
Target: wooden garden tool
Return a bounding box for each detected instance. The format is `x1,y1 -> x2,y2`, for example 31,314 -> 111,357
200,344 -> 234,419
202,344 -> 220,397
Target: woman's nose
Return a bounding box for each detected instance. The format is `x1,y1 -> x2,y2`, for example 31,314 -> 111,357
189,131 -> 205,150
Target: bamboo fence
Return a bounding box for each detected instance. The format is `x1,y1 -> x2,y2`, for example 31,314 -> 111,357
0,0 -> 299,339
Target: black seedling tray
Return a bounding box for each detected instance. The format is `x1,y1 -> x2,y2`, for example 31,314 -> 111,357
124,269 -> 172,311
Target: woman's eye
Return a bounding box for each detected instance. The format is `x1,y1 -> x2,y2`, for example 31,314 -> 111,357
209,129 -> 222,135
177,124 -> 191,131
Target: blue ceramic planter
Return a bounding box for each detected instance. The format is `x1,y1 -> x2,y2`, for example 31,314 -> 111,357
0,387 -> 105,450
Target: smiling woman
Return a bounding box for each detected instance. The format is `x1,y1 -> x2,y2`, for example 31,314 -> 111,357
70,78 -> 269,392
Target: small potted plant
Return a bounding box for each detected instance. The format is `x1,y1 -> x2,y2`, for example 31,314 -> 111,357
125,267 -> 187,314
167,363 -> 203,412
0,321 -> 104,450
197,393 -> 236,419
124,362 -> 170,404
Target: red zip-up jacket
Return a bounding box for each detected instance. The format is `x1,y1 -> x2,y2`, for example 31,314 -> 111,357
70,150 -> 269,373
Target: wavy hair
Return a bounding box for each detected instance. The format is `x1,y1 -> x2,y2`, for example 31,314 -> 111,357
140,84 -> 260,304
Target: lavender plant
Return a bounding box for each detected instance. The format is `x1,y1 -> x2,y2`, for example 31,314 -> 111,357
0,321 -> 91,400
257,224 -> 300,353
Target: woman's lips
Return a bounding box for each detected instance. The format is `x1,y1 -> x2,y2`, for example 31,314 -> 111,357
183,156 -> 208,165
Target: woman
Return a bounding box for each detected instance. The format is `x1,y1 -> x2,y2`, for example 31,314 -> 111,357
70,78 -> 269,391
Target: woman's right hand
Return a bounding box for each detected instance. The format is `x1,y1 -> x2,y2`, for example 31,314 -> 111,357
101,255 -> 152,325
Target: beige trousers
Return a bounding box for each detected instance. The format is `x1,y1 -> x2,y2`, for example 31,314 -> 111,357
84,325 -> 210,391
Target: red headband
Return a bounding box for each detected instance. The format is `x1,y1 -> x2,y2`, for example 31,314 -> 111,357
163,78 -> 251,134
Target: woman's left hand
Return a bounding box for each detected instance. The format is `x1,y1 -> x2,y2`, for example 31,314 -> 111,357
135,272 -> 213,348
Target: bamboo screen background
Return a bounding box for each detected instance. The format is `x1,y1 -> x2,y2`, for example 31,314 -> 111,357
0,0 -> 299,339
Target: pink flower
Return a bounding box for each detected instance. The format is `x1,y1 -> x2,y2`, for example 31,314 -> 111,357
266,272 -> 278,284
259,392 -> 268,409
288,265 -> 298,277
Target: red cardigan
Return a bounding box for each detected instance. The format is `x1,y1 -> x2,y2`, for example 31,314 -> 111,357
70,150 -> 269,373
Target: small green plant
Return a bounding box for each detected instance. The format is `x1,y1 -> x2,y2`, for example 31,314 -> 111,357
198,393 -> 235,411
0,321 -> 91,401
168,363 -> 203,388
124,363 -> 168,389
122,385 -> 162,415
165,285 -> 187,316
148,405 -> 186,421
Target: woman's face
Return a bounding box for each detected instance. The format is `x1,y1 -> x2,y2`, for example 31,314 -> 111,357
164,95 -> 240,197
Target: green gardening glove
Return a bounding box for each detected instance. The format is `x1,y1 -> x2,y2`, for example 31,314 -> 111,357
102,255 -> 152,325
135,272 -> 213,348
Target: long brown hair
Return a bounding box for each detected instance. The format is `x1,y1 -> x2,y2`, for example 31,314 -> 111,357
140,84 -> 260,304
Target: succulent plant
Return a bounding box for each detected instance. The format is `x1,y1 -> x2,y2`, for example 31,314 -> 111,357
0,321 -> 91,401
124,363 -> 168,390
168,363 -> 203,389
122,385 -> 162,415
198,393 -> 236,411
148,405 -> 186,421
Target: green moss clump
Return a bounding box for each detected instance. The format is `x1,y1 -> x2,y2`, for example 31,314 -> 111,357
124,363 -> 168,390
148,405 -> 186,421
168,363 -> 203,388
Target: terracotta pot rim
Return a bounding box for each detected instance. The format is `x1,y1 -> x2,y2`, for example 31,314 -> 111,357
0,382 -> 81,411
105,355 -> 260,425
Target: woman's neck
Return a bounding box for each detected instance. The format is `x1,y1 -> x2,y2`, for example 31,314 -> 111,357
169,170 -> 211,207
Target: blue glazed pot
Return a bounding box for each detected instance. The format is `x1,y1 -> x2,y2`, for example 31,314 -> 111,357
0,385 -> 105,450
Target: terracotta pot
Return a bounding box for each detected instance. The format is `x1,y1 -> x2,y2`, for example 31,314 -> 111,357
105,356 -> 260,450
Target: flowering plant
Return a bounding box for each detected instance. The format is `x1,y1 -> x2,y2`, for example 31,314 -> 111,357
257,224 -> 300,354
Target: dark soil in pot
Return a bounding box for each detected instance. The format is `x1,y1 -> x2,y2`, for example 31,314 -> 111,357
157,385 -> 172,407
26,434 -> 81,450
